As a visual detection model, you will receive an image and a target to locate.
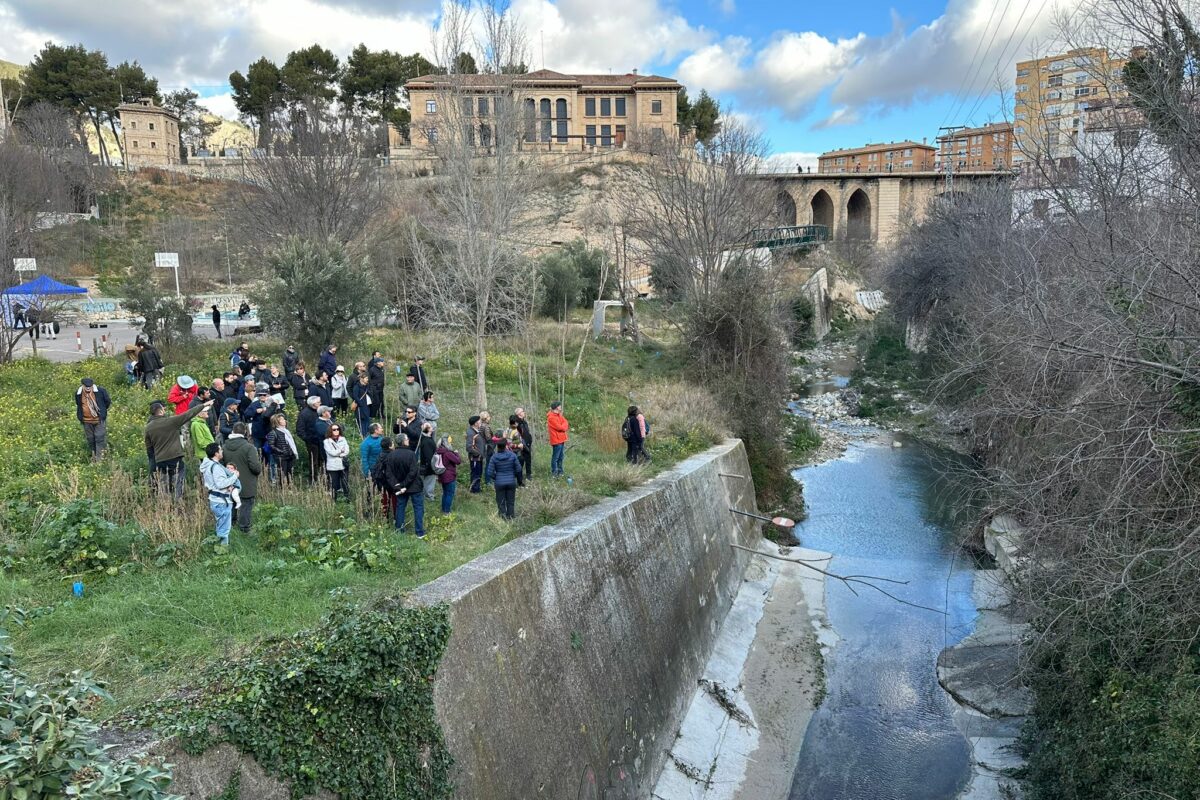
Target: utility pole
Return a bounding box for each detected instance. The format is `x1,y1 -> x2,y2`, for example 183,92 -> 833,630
0,78 -> 9,141
939,125 -> 966,194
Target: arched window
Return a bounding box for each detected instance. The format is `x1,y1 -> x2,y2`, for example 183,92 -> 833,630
524,98 -> 536,142
555,98 -> 568,143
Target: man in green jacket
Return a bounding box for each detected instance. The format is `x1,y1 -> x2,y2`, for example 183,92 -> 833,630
398,372 -> 423,410
191,405 -> 215,463
221,422 -> 263,534
145,399 -> 212,501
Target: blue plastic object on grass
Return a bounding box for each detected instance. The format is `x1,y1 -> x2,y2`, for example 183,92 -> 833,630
72,581 -> 84,597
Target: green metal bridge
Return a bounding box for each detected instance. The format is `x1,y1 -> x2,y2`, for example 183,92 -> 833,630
748,225 -> 830,249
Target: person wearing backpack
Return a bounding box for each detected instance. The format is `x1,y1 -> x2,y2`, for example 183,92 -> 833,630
622,405 -> 648,464
434,436 -> 461,513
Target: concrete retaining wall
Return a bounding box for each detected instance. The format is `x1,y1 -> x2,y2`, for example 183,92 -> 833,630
146,440 -> 760,799
414,439 -> 760,799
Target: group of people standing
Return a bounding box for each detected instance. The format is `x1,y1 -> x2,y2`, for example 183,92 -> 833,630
76,343 -> 609,547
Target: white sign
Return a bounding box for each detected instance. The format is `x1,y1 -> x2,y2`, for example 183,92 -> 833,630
13,258 -> 36,272
154,252 -> 179,268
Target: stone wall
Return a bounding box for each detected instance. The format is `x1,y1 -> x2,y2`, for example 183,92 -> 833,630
413,439 -> 760,799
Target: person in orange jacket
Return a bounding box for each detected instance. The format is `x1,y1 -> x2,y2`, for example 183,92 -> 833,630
167,375 -> 199,415
547,400 -> 569,477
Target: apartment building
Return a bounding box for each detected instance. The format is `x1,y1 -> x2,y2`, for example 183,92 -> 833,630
1012,47 -> 1127,170
935,122 -> 1014,172
403,69 -> 681,151
117,98 -> 181,168
817,141 -> 937,174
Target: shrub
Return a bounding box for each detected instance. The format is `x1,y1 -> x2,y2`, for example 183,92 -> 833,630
589,461 -> 646,495
0,609 -> 179,800
517,482 -> 594,527
40,499 -> 140,576
537,240 -> 614,319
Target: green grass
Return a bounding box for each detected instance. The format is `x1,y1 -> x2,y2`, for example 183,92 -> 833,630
0,321 -> 724,716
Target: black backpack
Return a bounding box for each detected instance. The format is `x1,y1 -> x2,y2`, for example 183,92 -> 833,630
370,453 -> 389,490
621,417 -> 632,440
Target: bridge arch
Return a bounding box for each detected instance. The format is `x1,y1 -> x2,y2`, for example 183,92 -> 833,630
810,189 -> 834,230
775,190 -> 798,226
847,188 -> 872,240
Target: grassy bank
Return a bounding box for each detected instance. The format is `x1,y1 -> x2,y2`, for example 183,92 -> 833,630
0,321 -> 725,716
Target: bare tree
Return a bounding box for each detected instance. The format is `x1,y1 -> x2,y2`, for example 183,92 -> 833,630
230,101 -> 386,250
408,0 -> 537,409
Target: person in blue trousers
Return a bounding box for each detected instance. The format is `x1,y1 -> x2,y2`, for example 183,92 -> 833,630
384,438 -> 425,537
200,442 -> 239,545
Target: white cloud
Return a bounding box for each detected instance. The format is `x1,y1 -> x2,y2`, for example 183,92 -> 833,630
811,106 -> 860,129
677,38 -> 749,95
764,150 -> 820,173
198,91 -> 239,121
511,0 -> 707,74
718,0 -> 736,16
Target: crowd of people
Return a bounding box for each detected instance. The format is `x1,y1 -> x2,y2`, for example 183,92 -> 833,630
71,342 -> 668,548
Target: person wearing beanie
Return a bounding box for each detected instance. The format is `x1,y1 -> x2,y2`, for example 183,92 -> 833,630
74,377 -> 111,462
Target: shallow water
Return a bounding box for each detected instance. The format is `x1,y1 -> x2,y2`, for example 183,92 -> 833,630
788,438 -> 979,800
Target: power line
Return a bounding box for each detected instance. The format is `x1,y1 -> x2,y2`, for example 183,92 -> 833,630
941,0 -> 1014,129
961,0 -> 1052,125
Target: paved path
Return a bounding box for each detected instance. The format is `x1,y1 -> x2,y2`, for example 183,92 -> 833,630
10,319 -> 241,364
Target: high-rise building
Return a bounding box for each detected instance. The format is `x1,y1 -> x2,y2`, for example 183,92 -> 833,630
817,141 -> 937,174
935,122 -> 1014,172
1012,47 -> 1127,171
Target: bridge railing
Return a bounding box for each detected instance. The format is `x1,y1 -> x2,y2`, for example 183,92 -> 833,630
748,225 -> 830,248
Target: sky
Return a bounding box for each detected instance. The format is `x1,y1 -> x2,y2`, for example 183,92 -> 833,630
0,0 -> 1083,169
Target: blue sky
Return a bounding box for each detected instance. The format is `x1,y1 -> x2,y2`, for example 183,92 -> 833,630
0,0 -> 1076,166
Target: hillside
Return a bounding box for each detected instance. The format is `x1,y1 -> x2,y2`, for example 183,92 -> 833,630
0,59 -> 21,79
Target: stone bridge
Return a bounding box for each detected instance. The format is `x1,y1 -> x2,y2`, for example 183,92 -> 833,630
758,171 -> 1012,245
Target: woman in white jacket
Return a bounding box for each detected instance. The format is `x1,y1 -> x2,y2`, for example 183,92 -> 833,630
323,423 -> 351,501
330,365 -> 349,416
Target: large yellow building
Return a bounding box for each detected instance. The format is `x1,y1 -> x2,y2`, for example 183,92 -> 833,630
117,98 -> 181,168
403,69 -> 682,151
1013,47 -> 1127,170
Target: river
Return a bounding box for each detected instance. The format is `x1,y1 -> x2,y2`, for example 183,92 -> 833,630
787,430 -> 980,799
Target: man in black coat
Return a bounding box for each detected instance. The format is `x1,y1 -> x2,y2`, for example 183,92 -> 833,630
136,342 -> 164,389
296,396 -> 324,482
75,378 -> 111,461
289,364 -> 310,405
408,356 -> 428,392
283,345 -> 300,375
367,352 -> 386,419
383,445 -> 425,537
515,406 -> 534,480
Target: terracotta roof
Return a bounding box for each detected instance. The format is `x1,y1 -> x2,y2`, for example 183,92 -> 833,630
406,71 -> 680,90
819,140 -> 936,158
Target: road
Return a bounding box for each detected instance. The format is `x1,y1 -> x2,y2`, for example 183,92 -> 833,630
9,318 -> 246,364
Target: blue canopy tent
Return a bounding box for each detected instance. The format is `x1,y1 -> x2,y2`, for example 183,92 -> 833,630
1,274 -> 88,327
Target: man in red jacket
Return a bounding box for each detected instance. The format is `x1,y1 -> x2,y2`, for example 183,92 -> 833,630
547,401 -> 569,477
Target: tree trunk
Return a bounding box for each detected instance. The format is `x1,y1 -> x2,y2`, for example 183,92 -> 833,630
107,116 -> 125,165
474,333 -> 488,409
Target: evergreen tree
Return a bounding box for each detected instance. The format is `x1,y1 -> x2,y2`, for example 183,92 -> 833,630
230,57 -> 283,149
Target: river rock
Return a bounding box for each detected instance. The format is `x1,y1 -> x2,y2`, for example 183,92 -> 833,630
937,642 -> 1033,719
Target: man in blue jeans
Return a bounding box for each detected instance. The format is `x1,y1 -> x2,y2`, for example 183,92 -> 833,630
384,438 -> 426,537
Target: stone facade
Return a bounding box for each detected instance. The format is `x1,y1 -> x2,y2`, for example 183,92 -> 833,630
118,98 -> 181,168
403,69 -> 681,152
768,171 -> 1013,244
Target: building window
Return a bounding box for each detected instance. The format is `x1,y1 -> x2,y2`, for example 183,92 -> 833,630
494,96 -> 503,115
480,124 -> 492,147
586,125 -> 596,146
651,100 -> 662,114
478,97 -> 489,116
129,121 -> 137,129
904,148 -> 912,156
149,122 -> 155,130
150,141 -> 156,148
600,97 -> 611,116
540,98 -> 552,142
615,124 -> 626,144
601,124 -> 612,146
426,100 -> 437,113
133,141 -> 139,148
524,98 -> 536,142
615,97 -> 626,116
462,97 -> 473,116
428,127 -> 439,143
555,98 -> 568,143
585,98 -> 596,116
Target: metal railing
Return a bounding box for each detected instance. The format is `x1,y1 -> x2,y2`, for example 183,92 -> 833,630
748,225 -> 831,248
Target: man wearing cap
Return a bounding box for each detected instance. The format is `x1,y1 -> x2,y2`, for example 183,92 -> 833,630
75,378 -> 111,462
408,356 -> 429,393
168,375 -> 199,415
145,398 -> 213,500
244,386 -> 276,448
